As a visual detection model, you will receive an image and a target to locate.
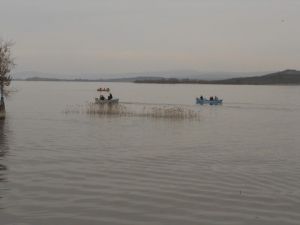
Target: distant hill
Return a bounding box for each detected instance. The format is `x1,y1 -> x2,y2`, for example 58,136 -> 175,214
25,77 -> 63,81
22,76 -> 164,82
134,78 -> 209,84
14,69 -> 300,85
213,70 -> 300,85
135,70 -> 300,85
12,70 -> 264,80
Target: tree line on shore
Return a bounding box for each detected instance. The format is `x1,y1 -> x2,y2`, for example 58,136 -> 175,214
19,69 -> 300,85
134,70 -> 300,85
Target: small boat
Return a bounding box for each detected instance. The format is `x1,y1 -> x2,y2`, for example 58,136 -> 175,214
95,88 -> 119,104
196,97 -> 223,105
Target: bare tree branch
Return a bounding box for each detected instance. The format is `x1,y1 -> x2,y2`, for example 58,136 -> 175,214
0,39 -> 15,106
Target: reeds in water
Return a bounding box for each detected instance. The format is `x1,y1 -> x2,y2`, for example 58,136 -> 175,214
86,103 -> 129,116
141,105 -> 199,119
65,102 -> 200,120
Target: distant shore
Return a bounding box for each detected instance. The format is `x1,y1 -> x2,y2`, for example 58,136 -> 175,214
134,70 -> 300,85
14,69 -> 300,85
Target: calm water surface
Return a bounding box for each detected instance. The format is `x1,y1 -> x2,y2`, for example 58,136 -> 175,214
1,81 -> 300,225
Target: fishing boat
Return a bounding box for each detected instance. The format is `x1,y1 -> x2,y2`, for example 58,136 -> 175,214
196,97 -> 223,105
95,88 -> 119,104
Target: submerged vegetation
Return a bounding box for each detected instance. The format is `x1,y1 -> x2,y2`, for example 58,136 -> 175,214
65,103 -> 200,120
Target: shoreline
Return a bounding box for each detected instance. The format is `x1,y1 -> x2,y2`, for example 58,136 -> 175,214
13,69 -> 300,85
12,79 -> 300,86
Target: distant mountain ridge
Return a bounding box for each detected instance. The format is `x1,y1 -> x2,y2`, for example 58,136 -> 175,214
213,69 -> 300,85
22,76 -> 164,82
14,69 -> 300,85
135,70 -> 300,85
12,70 -> 265,80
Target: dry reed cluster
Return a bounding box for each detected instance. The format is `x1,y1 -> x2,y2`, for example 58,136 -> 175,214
65,102 -> 200,120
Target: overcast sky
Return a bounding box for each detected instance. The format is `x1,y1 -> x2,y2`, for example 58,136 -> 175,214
1,0 -> 300,76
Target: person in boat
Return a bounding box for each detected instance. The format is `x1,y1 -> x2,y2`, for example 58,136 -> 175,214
214,96 -> 218,100
200,95 -> 204,100
108,93 -> 113,100
209,96 -> 214,101
100,95 -> 105,100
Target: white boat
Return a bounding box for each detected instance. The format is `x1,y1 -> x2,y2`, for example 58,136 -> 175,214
196,97 -> 223,105
94,87 -> 119,104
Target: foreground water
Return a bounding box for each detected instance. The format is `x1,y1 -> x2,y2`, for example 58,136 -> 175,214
1,81 -> 300,225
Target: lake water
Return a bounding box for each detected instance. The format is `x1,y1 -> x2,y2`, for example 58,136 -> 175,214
1,81 -> 300,225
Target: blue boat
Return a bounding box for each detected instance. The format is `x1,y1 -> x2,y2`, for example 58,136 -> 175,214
196,97 -> 223,105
